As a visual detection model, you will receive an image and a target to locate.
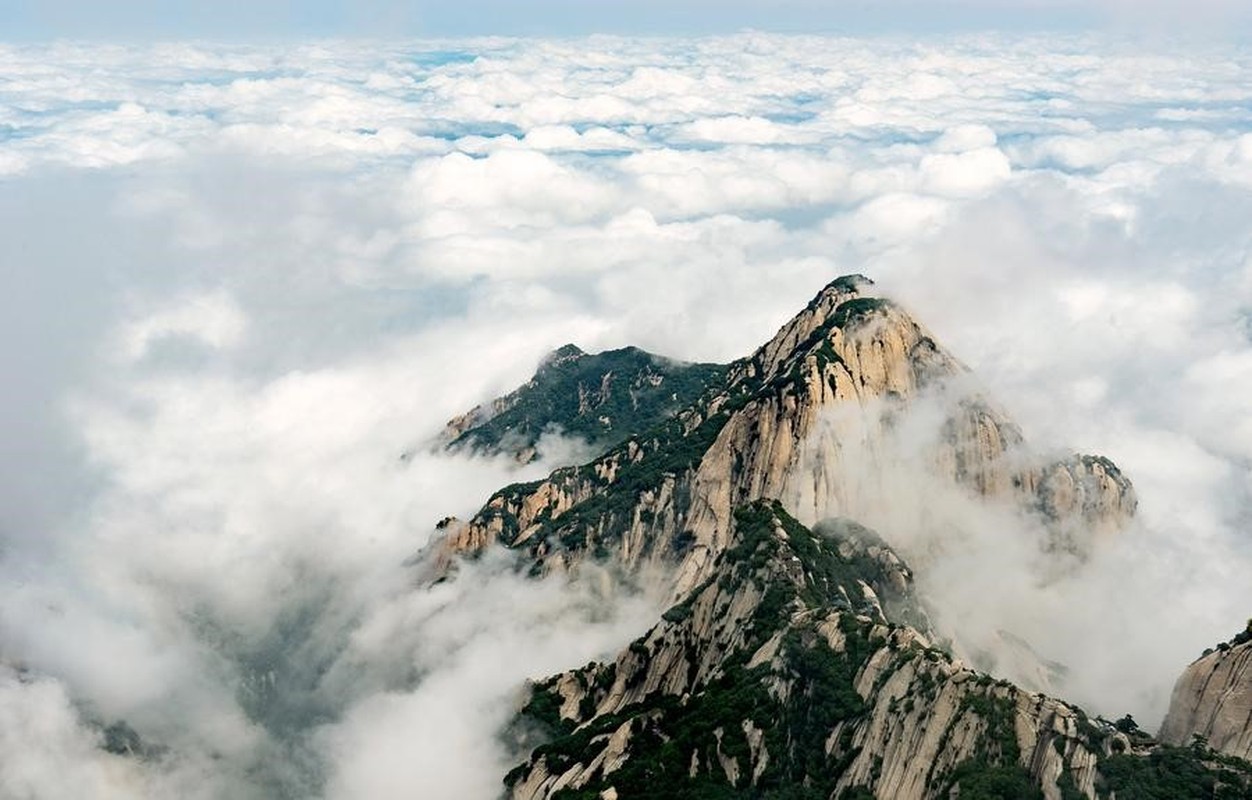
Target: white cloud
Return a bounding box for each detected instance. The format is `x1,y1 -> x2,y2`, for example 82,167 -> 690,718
919,146 -> 1013,196
932,123 -> 998,153
675,114 -> 811,145
520,124 -> 641,152
116,291 -> 247,363
316,556 -> 663,800
0,668 -> 150,800
1,29 -> 1251,798
405,149 -> 617,231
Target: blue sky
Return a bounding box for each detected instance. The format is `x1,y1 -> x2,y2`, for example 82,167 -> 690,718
4,0 -> 1249,39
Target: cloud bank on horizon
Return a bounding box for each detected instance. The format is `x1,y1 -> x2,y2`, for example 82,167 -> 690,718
0,30 -> 1250,799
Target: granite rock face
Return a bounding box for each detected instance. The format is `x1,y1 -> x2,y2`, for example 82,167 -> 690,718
1159,626 -> 1252,761
420,277 -> 1252,800
431,275 -> 1136,594
504,503 -> 1111,800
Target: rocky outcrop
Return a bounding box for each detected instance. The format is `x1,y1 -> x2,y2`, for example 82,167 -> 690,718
1159,624 -> 1252,761
503,502 -> 1112,800
443,344 -> 590,443
427,276 -> 1135,593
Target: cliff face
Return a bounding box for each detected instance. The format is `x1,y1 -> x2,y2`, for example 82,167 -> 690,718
1159,626 -> 1252,761
504,502 -> 1111,800
431,275 -> 1136,595
422,276 -> 1252,800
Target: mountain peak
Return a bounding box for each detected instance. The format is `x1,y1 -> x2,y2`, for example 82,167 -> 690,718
746,273 -> 902,386
416,276 -> 1246,800
431,274 -> 1135,599
441,344 -> 725,463
821,272 -> 875,300
539,343 -> 585,368
1159,620 -> 1252,761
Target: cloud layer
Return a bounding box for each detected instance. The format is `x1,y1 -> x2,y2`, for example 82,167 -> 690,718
1,31 -> 1250,798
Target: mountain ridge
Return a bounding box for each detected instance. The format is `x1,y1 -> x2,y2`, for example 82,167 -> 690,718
502,502 -> 1252,800
430,275 -> 1135,595
418,275 -> 1252,799
441,343 -> 726,464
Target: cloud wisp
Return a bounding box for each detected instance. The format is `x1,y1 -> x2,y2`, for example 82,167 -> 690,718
0,31 -> 1250,798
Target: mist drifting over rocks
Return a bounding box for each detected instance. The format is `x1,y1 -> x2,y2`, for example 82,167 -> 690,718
1,32 -> 1250,798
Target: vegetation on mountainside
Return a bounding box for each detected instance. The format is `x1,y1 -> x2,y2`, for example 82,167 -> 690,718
1199,618 -> 1252,658
507,503 -> 1049,799
468,361 -> 758,561
464,287 -> 905,567
829,297 -> 892,330
1096,740 -> 1252,799
936,693 -> 1042,800
448,345 -> 726,458
510,503 -> 884,799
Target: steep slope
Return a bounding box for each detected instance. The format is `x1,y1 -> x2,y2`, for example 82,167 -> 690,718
418,276 -> 1252,800
503,502 -> 1207,800
442,344 -> 725,463
502,503 -> 1252,800
1160,623 -> 1252,761
429,276 -> 1135,596
419,275 -> 1246,800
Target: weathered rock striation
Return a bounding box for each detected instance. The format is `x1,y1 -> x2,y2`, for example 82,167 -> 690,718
503,502 -> 1114,800
418,276 -> 1252,800
430,275 -> 1136,594
1160,624 -> 1252,761
501,504 -> 1252,800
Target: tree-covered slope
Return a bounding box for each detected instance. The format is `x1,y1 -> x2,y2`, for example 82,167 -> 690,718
506,503 -> 1073,799
443,344 -> 726,463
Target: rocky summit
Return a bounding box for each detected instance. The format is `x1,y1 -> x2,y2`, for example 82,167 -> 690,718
432,275 -> 1135,590
428,275 -> 1251,799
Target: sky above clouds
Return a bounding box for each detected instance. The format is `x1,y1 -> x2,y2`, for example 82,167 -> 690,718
6,0 -> 1252,38
0,14 -> 1251,800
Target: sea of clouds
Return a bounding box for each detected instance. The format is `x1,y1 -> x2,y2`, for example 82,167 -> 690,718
1,32 -> 1250,798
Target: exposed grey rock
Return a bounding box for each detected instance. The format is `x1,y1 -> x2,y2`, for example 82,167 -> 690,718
429,276 -> 1135,593
1160,625 -> 1252,761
